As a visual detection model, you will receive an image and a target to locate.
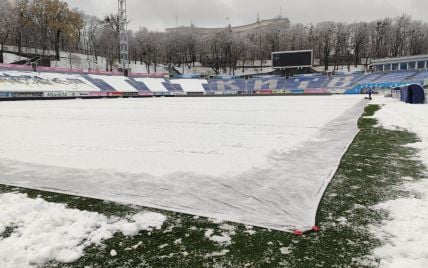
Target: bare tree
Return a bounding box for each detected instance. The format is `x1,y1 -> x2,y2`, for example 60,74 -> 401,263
0,0 -> 14,57
3,1 -> 428,73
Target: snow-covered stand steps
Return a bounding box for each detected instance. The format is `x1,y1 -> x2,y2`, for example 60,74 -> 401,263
0,68 -> 378,100
6,67 -> 428,100
0,69 -> 213,100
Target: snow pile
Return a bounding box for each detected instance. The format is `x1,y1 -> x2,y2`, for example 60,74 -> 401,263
204,229 -> 233,246
371,97 -> 428,267
0,192 -> 166,268
0,96 -> 365,231
372,185 -> 428,268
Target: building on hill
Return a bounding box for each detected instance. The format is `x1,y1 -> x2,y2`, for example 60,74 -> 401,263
165,17 -> 290,35
371,55 -> 428,72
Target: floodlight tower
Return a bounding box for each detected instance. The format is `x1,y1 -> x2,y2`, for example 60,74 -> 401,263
118,0 -> 129,75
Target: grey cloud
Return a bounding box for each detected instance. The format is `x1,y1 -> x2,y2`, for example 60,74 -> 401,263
65,0 -> 428,31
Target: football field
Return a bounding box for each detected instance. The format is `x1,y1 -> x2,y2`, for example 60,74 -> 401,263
0,98 -> 426,267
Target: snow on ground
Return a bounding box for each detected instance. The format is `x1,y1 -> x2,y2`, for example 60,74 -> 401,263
371,97 -> 428,267
2,53 -> 28,64
0,96 -> 365,231
0,192 -> 166,268
3,45 -> 162,73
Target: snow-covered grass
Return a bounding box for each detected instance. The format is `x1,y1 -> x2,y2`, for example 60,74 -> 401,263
0,192 -> 166,268
370,97 -> 428,267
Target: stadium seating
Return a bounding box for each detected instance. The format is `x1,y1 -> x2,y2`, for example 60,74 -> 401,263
284,77 -> 304,90
326,74 -> 364,89
132,78 -> 170,95
208,79 -> 247,93
82,74 -> 116,91
87,75 -> 138,92
307,77 -> 328,88
0,70 -> 98,92
125,78 -> 154,96
162,80 -> 183,94
283,76 -> 329,90
2,66 -> 428,99
247,77 -> 287,92
355,73 -> 384,84
169,79 -> 207,94
406,71 -> 428,83
372,70 -> 417,83
202,83 -> 211,93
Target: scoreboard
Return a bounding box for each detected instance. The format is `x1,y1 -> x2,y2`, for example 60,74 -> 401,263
272,50 -> 313,68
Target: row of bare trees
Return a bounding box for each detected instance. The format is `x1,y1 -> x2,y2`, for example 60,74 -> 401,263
1,0 -> 428,73
0,0 -> 82,60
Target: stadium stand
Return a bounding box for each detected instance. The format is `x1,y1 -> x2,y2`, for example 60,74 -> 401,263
355,73 -> 384,84
125,78 -> 153,96
326,74 -> 364,89
2,63 -> 428,100
406,71 -> 428,83
132,78 -> 171,96
306,76 -> 328,89
247,77 -> 287,93
284,77 -> 304,90
87,74 -> 138,93
169,79 -> 207,94
82,74 -> 116,91
163,81 -> 184,94
0,70 -> 98,92
208,79 -> 247,94
202,83 -> 211,93
372,70 -> 418,83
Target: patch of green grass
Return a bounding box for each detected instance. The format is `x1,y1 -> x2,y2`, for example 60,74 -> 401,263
0,104 -> 426,267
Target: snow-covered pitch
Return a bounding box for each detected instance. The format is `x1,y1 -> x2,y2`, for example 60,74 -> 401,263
0,96 -> 366,231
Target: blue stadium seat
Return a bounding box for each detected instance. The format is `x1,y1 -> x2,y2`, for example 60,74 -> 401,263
356,73 -> 384,84
373,71 -> 417,83
284,78 -> 302,90
406,71 -> 428,82
126,78 -> 151,92
202,83 -> 211,92
163,81 -> 184,92
307,77 -> 327,88
82,74 -> 116,91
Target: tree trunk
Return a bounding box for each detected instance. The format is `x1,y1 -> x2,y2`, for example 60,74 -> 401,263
0,46 -> 3,64
17,32 -> 22,54
55,30 -> 61,60
69,51 -> 72,69
324,52 -> 329,72
354,49 -> 360,67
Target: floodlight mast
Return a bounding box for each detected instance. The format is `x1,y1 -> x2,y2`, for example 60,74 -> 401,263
118,0 -> 129,75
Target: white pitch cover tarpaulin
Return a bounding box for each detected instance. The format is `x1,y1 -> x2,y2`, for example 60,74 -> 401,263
0,96 -> 366,232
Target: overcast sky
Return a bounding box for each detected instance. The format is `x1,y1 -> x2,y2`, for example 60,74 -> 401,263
64,0 -> 428,31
